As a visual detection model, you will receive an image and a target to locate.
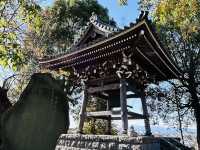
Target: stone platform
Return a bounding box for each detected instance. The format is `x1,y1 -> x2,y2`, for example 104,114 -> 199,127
55,134 -> 190,150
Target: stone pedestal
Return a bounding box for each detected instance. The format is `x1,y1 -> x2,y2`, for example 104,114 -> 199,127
55,134 -> 186,150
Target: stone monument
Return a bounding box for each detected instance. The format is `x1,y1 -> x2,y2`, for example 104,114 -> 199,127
1,73 -> 69,150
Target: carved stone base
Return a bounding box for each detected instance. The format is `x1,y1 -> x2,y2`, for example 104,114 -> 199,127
55,134 -> 188,150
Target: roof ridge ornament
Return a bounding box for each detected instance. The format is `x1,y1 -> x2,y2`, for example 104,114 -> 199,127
137,11 -> 149,23
89,12 -> 99,22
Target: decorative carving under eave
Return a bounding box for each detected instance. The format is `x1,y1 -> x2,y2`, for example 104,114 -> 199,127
73,58 -> 119,81
116,51 -> 150,86
72,50 -> 150,87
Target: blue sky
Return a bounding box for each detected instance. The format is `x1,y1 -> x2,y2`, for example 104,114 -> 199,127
97,0 -> 140,27
41,0 -> 140,27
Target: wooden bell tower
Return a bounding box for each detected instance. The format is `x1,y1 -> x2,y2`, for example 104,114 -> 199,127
39,11 -> 181,135
76,53 -> 152,135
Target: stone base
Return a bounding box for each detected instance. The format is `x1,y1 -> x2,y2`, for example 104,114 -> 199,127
55,134 -> 189,150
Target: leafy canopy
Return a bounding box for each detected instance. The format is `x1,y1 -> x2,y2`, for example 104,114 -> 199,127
139,0 -> 200,147
33,0 -> 113,55
154,0 -> 200,38
0,0 -> 42,70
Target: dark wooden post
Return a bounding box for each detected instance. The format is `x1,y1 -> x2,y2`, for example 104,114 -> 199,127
141,91 -> 152,136
77,82 -> 88,134
106,98 -> 111,135
120,78 -> 128,134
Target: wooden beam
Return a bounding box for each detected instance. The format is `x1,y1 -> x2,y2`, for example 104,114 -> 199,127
87,83 -> 120,94
86,111 -> 112,117
86,110 -> 143,117
127,111 -> 145,119
127,94 -> 139,99
87,115 -> 145,120
93,93 -> 139,100
87,75 -> 118,86
92,93 -> 139,101
92,93 -> 109,100
111,110 -> 121,115
112,115 -> 144,120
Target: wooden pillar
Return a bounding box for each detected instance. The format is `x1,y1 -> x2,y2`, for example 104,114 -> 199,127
120,78 -> 128,134
141,91 -> 152,136
77,83 -> 88,134
106,98 -> 111,135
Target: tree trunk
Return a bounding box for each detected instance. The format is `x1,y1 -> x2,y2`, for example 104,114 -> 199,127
188,57 -> 199,149
194,104 -> 200,150
190,81 -> 200,149
177,103 -> 184,144
175,90 -> 184,144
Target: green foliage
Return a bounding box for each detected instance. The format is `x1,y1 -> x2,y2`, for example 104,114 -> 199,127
66,0 -> 128,6
154,0 -> 200,38
83,119 -> 118,135
36,0 -> 113,55
139,0 -> 200,147
2,0 -> 114,104
0,0 -> 42,70
139,0 -> 200,113
118,0 -> 128,5
83,98 -> 118,135
149,0 -> 200,90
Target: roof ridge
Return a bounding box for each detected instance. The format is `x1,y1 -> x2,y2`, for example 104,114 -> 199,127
72,13 -> 120,48
39,11 -> 151,61
89,12 -> 119,31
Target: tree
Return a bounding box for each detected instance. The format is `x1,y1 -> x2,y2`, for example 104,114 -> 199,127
32,0 -> 113,55
139,0 -> 200,148
3,0 -> 115,103
0,0 -> 42,70
146,82 -> 195,146
0,0 -> 43,105
67,0 -> 128,6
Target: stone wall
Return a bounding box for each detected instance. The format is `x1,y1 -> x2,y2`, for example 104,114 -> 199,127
55,134 -> 161,150
1,73 -> 69,150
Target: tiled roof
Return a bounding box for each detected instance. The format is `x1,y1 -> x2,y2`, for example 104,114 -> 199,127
40,11 -> 149,61
38,11 -> 182,80
72,12 -> 120,47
